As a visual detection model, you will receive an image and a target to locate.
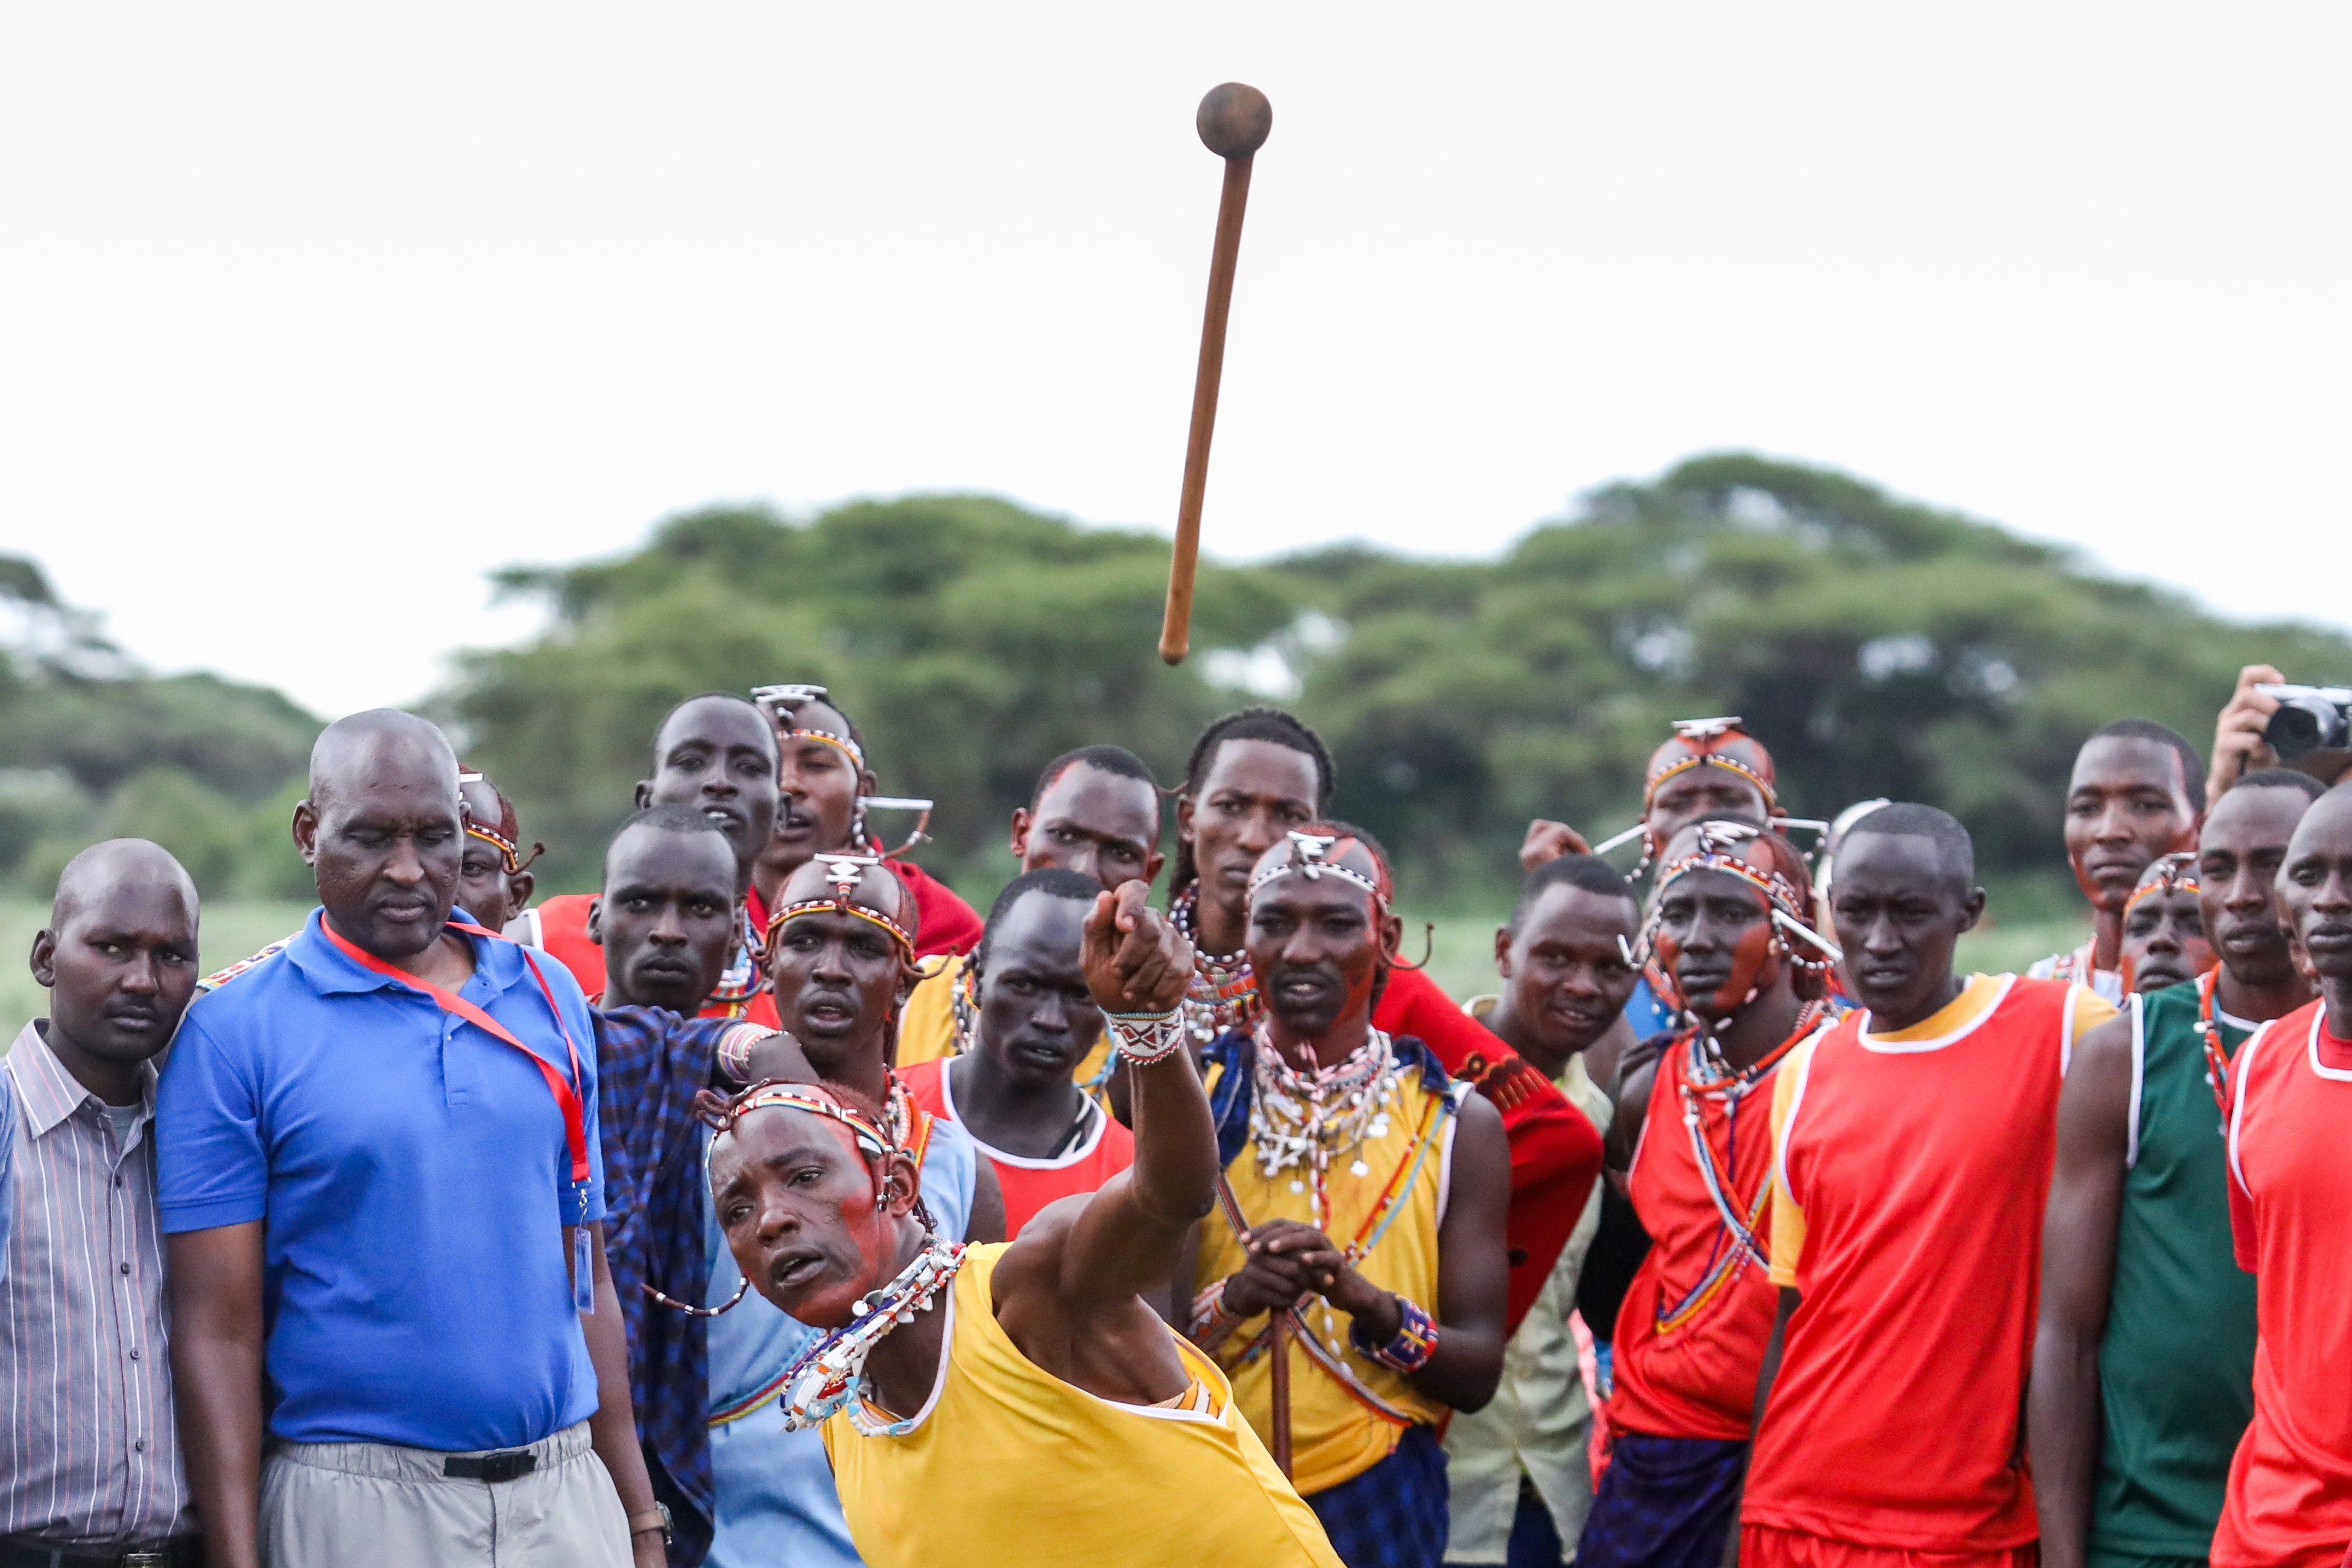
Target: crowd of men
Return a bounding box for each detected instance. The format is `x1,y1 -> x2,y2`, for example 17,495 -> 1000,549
3,663 -> 2351,1568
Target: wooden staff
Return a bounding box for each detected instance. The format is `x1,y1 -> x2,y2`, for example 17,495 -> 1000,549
1269,1306 -> 1295,1477
1159,82 -> 1272,666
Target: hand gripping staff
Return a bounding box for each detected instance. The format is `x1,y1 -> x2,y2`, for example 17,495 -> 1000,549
1159,82 -> 1274,666
319,917 -> 599,1313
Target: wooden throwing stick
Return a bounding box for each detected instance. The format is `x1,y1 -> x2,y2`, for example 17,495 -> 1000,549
1159,81 -> 1273,666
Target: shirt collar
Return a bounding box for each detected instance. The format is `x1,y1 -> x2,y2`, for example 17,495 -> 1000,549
6,1017 -> 157,1141
283,906 -> 520,998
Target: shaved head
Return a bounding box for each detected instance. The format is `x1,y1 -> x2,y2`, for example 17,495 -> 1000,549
34,837 -> 201,1093
309,709 -> 460,811
52,838 -> 199,929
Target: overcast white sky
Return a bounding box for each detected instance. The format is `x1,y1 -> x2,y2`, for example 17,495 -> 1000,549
2,4 -> 2345,718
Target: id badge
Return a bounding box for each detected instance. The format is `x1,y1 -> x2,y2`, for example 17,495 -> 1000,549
574,1225 -> 596,1314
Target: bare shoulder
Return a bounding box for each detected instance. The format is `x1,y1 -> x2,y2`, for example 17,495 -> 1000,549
985,1192 -> 1088,1306
2068,1007 -> 2135,1081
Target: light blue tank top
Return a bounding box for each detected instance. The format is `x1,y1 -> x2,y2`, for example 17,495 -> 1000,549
701,1115 -> 979,1568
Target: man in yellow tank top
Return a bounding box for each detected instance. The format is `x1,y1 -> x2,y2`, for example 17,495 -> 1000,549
705,878 -> 1342,1568
1188,826 -> 1513,1568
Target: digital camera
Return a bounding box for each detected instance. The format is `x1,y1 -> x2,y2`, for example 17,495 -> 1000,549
2257,683 -> 2352,762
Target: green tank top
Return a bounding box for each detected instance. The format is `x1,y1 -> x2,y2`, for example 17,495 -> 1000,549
2089,981 -> 2258,1562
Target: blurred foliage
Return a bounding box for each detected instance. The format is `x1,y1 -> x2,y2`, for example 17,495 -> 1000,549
445,495 -> 1294,893
442,457 -> 2352,903
0,555 -> 321,901
1274,454 -> 2352,895
8,454 -> 2350,923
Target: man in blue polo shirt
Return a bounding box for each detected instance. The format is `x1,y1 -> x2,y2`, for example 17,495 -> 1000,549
159,710 -> 668,1568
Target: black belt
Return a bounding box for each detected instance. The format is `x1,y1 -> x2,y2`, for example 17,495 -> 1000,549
444,1447 -> 539,1483
0,1540 -> 203,1568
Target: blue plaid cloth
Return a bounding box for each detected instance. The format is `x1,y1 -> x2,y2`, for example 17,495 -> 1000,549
1575,1431 -> 1748,1568
597,1005 -> 739,1568
1310,1424 -> 1451,1568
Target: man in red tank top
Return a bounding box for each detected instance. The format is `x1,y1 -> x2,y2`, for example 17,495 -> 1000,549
903,868 -> 1135,1238
517,692 -> 783,1024
1736,804 -> 2114,1568
2216,783 -> 2352,1568
1582,820 -> 1836,1568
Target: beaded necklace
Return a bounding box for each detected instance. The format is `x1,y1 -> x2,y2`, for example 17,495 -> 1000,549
1654,1002 -> 1825,1335
2196,969 -> 2236,1125
1172,883 -> 1261,1046
779,1233 -> 969,1435
1247,1025 -> 1404,1230
705,902 -> 767,1017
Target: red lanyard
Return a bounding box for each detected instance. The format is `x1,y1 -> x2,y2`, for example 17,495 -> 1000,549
318,916 -> 591,1190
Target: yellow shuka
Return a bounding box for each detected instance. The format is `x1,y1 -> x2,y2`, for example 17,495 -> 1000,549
896,953 -> 1113,1087
824,1243 -> 1342,1568
1196,1061 -> 1463,1496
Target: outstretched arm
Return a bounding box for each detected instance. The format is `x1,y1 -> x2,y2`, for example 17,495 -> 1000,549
2029,1010 -> 2133,1568
1041,881 -> 1215,1304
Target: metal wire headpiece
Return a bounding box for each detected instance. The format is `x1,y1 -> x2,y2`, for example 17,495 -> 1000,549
753,682 -> 868,773
765,855 -> 918,961
2125,851 -> 2202,915
1247,830 -> 1389,907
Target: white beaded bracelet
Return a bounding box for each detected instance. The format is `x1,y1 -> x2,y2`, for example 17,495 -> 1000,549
1105,1008 -> 1187,1065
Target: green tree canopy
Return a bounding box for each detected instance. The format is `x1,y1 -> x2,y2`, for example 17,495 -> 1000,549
441,458 -> 2352,904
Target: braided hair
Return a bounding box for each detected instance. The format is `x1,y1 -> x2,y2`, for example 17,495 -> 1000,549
1170,707 -> 1337,896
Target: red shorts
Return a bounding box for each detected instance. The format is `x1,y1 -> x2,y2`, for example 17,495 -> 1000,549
1740,1525 -> 2037,1568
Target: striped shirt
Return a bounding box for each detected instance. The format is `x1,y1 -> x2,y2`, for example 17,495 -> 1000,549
1,1019 -> 192,1547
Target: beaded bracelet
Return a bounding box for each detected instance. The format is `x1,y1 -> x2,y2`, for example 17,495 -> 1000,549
1189,1278 -> 1237,1343
1105,1007 -> 1187,1066
1348,1294 -> 1440,1374
715,1022 -> 778,1084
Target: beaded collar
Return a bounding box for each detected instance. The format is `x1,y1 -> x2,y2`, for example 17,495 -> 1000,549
1248,1025 -> 1405,1230
780,1232 -> 969,1436
1172,883 -> 1261,1046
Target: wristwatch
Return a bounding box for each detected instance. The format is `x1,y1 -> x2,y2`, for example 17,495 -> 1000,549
628,1502 -> 674,1546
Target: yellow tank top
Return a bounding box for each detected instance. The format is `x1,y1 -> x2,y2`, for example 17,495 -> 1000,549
1195,1057 -> 1461,1496
824,1244 -> 1342,1568
895,953 -> 1113,1088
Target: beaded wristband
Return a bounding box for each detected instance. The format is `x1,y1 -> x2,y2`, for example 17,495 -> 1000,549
1106,1007 -> 1187,1066
1348,1294 -> 1439,1374
715,1022 -> 778,1084
1189,1278 -> 1236,1342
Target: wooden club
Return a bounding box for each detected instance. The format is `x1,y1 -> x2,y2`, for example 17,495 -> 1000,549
1159,81 -> 1272,666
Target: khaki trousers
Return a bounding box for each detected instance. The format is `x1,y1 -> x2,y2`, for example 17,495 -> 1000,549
260,1419 -> 630,1568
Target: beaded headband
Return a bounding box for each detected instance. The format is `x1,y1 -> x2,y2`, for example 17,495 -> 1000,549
713,1080 -> 894,1159
753,682 -> 868,773
456,770 -> 541,874
1640,821 -> 1841,970
764,855 -> 917,960
2125,852 -> 2202,915
1247,830 -> 1390,908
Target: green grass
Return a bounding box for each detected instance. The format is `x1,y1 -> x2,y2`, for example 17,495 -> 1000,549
0,899 -> 315,1046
